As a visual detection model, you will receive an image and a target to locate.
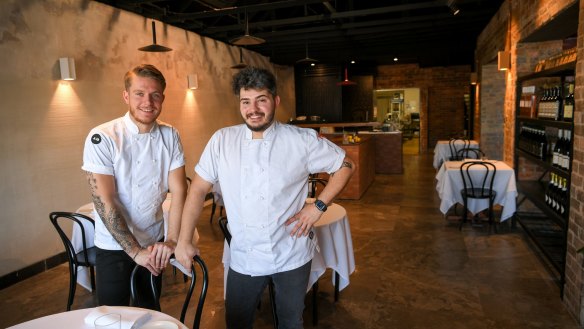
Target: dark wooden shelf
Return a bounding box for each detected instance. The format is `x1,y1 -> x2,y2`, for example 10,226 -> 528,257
517,61 -> 576,82
516,116 -> 574,129
517,181 -> 567,228
516,149 -> 571,178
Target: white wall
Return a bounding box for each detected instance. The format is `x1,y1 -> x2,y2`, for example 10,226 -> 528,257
0,0 -> 295,276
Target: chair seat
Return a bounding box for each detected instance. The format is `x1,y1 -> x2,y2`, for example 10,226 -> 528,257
461,188 -> 497,199
75,246 -> 97,267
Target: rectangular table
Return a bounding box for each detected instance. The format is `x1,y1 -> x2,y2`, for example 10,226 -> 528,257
433,140 -> 479,169
435,160 -> 517,221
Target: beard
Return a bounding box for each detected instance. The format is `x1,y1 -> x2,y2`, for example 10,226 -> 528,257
244,111 -> 274,132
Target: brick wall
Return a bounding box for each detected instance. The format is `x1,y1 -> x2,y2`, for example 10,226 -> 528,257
479,64 -> 505,160
476,0 -> 584,323
376,64 -> 471,152
564,0 -> 584,323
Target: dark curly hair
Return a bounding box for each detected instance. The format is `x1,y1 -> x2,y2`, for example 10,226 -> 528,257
232,66 -> 277,97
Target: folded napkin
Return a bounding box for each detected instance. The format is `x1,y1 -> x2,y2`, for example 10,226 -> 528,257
170,258 -> 192,277
84,306 -> 152,329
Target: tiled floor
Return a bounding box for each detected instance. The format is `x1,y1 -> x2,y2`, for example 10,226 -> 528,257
0,152 -> 580,328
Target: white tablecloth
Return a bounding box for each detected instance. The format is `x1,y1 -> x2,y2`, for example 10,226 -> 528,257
221,202 -> 356,295
7,306 -> 187,329
435,160 -> 517,221
433,140 -> 479,169
72,195 -> 198,291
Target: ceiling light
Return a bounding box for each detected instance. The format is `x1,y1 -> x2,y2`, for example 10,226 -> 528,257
187,74 -> 198,90
139,21 -> 172,52
337,67 -> 356,86
230,11 -> 265,46
448,0 -> 460,16
393,57 -> 398,62
231,47 -> 248,69
296,43 -> 318,64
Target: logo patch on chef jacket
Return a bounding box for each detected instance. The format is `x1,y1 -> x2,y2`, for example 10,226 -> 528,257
91,134 -> 102,144
309,231 -> 314,239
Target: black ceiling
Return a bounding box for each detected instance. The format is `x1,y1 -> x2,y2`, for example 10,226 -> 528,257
95,0 -> 504,67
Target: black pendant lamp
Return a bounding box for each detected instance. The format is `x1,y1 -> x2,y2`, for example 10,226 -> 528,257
230,11 -> 265,46
296,43 -> 318,64
139,21 -> 172,52
231,47 -> 248,69
337,67 -> 356,86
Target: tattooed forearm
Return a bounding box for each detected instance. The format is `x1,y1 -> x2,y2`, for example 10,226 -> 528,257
330,161 -> 353,177
85,171 -> 140,254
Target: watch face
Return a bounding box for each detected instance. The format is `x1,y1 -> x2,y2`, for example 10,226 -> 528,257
315,200 -> 327,212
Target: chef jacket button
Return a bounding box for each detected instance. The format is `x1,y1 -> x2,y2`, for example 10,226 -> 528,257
260,196 -> 264,200
247,248 -> 252,252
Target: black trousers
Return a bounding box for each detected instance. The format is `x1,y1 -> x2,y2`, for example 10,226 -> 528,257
95,248 -> 162,309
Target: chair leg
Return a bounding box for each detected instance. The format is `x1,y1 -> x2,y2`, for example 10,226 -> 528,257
89,266 -> 96,292
68,265 -> 77,311
312,281 -> 319,326
209,201 -> 217,223
334,271 -> 340,302
459,201 -> 468,231
268,280 -> 278,329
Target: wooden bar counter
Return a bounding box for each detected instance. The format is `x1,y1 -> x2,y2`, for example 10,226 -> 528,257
322,134 -> 375,200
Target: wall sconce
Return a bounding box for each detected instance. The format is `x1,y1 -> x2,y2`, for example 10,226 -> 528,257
59,57 -> 76,80
498,51 -> 511,71
470,72 -> 478,85
187,74 -> 198,90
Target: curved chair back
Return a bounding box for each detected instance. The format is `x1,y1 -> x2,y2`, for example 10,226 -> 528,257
456,147 -> 485,160
130,255 -> 209,329
49,211 -> 96,311
218,216 -> 232,245
448,138 -> 470,161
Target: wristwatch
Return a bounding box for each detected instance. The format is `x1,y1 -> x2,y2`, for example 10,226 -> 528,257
314,199 -> 328,212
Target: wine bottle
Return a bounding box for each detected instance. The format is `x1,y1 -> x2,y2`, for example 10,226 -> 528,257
553,86 -> 562,121
552,129 -> 562,167
545,173 -> 554,206
538,129 -> 547,161
563,130 -> 571,171
563,83 -> 574,122
560,177 -> 568,217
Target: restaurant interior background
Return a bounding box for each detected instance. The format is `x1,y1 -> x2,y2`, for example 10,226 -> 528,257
1,0 -> 584,324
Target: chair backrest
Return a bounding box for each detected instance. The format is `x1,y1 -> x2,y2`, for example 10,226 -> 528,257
456,147 -> 485,160
449,138 -> 470,160
218,216 -> 232,245
459,161 -> 497,198
130,255 -> 209,329
308,174 -> 328,198
49,211 -> 95,266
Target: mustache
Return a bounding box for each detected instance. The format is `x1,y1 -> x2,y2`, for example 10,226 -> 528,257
246,112 -> 265,119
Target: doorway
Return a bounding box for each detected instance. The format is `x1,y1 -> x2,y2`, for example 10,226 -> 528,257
374,88 -> 421,154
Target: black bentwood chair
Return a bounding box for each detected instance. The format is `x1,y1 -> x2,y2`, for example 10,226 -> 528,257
456,147 -> 486,160
448,138 -> 470,161
130,255 -> 209,329
459,161 -> 498,233
49,211 -> 97,311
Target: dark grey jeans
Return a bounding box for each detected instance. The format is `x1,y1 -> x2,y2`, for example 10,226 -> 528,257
225,260 -> 312,329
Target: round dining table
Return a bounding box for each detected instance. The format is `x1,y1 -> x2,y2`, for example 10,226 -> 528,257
7,306 -> 187,329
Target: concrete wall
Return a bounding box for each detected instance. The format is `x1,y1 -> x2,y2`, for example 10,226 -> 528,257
0,0 -> 295,278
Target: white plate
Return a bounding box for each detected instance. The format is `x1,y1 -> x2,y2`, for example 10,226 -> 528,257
140,320 -> 179,329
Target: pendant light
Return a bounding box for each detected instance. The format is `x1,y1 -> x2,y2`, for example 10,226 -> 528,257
230,11 -> 265,46
296,43 -> 318,64
337,67 -> 356,86
139,21 -> 172,52
231,47 -> 248,69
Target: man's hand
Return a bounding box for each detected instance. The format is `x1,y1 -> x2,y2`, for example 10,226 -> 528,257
175,241 -> 200,270
285,203 -> 322,237
149,241 -> 176,271
133,246 -> 162,276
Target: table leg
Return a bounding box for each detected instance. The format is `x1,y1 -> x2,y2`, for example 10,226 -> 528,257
334,271 -> 340,302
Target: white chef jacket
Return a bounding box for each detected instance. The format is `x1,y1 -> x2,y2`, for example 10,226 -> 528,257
195,121 -> 346,276
82,112 -> 185,250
